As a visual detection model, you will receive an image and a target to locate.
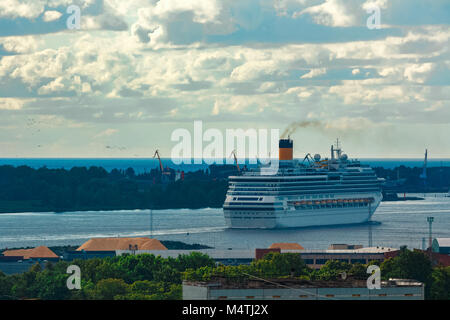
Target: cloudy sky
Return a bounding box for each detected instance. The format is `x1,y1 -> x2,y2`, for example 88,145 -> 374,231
0,0 -> 449,159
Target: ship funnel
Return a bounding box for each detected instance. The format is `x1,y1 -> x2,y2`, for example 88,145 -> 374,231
279,138 -> 293,161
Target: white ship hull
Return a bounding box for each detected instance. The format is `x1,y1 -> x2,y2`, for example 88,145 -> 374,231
224,194 -> 382,229
223,138 -> 384,229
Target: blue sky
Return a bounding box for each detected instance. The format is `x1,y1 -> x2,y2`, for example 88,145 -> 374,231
0,0 -> 449,158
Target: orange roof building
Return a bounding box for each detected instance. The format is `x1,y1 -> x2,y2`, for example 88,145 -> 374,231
269,243 -> 305,250
76,237 -> 167,251
2,246 -> 59,260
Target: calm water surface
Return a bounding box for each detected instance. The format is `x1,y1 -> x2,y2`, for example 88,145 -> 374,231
0,194 -> 449,250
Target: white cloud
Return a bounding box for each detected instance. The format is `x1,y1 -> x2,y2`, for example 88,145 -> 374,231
0,2 -> 448,158
38,77 -> 65,95
403,63 -> 434,84
0,98 -> 32,110
301,68 -> 326,79
94,128 -> 118,138
0,0 -> 73,19
324,116 -> 380,130
0,35 -> 42,53
43,10 -> 62,22
294,0 -> 360,27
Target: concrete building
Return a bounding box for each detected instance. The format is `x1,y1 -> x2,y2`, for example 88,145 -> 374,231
0,259 -> 47,275
2,246 -> 59,260
261,246 -> 397,269
115,246 -> 397,268
328,244 -> 363,250
116,249 -> 255,266
0,246 -> 60,275
183,278 -> 424,300
63,250 -> 116,261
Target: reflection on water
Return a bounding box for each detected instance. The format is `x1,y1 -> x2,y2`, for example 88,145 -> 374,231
0,195 -> 449,250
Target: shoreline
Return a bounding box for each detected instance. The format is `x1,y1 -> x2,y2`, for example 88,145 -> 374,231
0,240 -> 214,253
0,204 -> 222,214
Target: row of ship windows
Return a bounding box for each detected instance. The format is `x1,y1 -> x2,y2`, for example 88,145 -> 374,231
290,197 -> 375,205
229,181 -> 378,188
230,175 -> 377,183
226,211 -> 275,215
231,194 -> 361,201
225,201 -> 372,212
292,201 -> 372,209
229,188 -> 380,195
228,202 -> 283,206
230,185 -> 379,192
225,199 -> 373,212
231,194 -> 349,200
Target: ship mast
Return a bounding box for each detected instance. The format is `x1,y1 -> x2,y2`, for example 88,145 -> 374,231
331,138 -> 342,160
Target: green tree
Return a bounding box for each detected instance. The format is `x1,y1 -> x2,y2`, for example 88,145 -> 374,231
92,278 -> 130,300
176,252 -> 216,271
34,271 -> 71,300
381,248 -> 432,284
380,247 -> 433,297
312,260 -> 351,281
252,252 -> 309,278
429,267 -> 450,300
0,271 -> 14,299
349,263 -> 367,280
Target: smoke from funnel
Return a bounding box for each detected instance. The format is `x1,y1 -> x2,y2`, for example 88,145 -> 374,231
281,121 -> 322,138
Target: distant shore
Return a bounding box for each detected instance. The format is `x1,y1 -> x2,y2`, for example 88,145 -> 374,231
0,240 -> 213,253
0,201 -> 221,214
0,164 -> 448,214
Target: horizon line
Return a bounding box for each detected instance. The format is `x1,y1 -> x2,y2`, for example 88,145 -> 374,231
1,157 -> 449,160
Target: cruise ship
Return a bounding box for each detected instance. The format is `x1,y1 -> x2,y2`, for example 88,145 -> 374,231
223,139 -> 383,229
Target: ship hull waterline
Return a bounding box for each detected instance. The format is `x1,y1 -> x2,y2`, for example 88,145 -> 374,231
224,200 -> 380,229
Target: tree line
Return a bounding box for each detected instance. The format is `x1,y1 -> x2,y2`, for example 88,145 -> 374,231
374,165 -> 450,192
184,248 -> 450,300
0,248 -> 449,300
0,163 -> 448,213
0,165 -> 228,213
0,252 -> 215,300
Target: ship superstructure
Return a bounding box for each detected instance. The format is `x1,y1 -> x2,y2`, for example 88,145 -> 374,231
223,139 -> 383,229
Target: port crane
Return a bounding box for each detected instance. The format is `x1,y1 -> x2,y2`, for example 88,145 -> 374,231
230,150 -> 240,172
153,150 -> 171,176
302,153 -> 315,165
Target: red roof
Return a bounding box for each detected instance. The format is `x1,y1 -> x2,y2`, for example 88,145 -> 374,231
76,237 -> 167,251
3,246 -> 59,259
269,243 -> 305,250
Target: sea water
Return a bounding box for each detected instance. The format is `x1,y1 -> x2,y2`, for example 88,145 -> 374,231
0,194 -> 449,250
